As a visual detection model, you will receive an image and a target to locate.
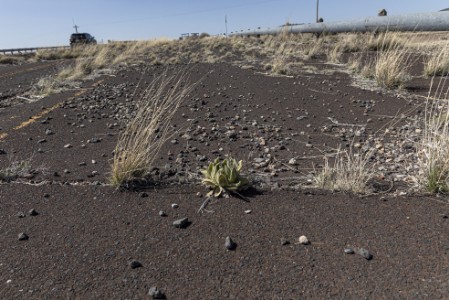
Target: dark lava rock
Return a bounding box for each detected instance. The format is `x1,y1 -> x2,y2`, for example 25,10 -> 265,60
173,217 -> 189,228
148,286 -> 165,299
0,149 -> 6,155
18,233 -> 29,241
130,260 -> 142,269
225,236 -> 237,250
139,192 -> 148,198
28,209 -> 39,216
357,248 -> 373,260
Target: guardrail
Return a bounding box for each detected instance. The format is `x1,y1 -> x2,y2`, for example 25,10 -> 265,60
230,11 -> 449,36
0,46 -> 71,55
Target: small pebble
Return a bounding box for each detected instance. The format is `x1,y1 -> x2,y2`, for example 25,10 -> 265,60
28,209 -> 39,216
171,203 -> 179,209
356,248 -> 373,260
298,235 -> 309,245
139,192 -> 148,198
18,233 -> 29,241
244,210 -> 252,214
281,238 -> 290,246
158,211 -> 167,217
148,286 -> 165,299
17,212 -> 25,218
225,236 -> 237,250
173,217 -> 189,228
130,260 -> 142,269
344,248 -> 355,254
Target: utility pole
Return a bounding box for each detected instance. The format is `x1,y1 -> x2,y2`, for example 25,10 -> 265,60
316,0 -> 319,22
225,15 -> 228,37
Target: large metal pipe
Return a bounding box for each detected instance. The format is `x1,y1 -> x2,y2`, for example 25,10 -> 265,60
230,11 -> 449,36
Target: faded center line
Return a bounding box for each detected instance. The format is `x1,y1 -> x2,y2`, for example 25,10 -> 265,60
0,79 -> 104,141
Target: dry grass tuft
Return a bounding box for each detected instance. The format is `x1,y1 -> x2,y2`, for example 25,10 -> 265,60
313,147 -> 376,194
110,69 -> 195,186
414,74 -> 449,193
0,157 -> 34,182
424,45 -> 449,77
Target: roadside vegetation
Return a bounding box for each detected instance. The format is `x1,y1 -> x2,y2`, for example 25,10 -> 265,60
110,69 -> 194,187
6,30 -> 447,195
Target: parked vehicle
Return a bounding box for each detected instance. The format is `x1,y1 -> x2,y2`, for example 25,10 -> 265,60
70,33 -> 97,47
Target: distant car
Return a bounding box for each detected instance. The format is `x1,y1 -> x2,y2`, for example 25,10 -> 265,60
70,33 -> 97,47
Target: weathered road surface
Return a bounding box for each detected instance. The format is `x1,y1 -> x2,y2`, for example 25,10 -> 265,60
0,61 -> 448,299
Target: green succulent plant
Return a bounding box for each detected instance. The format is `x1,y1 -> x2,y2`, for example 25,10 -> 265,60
201,157 -> 249,197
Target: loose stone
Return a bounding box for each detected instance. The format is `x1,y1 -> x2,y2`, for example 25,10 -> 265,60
148,287 -> 165,299
18,233 -> 29,241
225,236 -> 237,250
28,209 -> 39,216
281,238 -> 290,246
130,260 -> 142,269
357,248 -> 373,260
173,217 -> 189,228
298,235 -> 309,245
344,248 -> 355,254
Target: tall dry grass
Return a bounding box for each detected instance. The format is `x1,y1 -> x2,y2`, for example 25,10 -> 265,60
110,69 -> 195,186
424,45 -> 449,77
313,146 -> 376,194
414,73 -> 449,193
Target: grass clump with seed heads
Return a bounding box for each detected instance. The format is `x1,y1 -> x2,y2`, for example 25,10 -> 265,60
373,33 -> 413,89
111,70 -> 194,187
414,75 -> 449,193
313,147 -> 376,194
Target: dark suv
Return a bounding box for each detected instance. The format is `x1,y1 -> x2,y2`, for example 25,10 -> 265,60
70,33 -> 97,47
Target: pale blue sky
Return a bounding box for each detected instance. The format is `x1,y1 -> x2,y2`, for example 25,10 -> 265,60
0,0 -> 447,49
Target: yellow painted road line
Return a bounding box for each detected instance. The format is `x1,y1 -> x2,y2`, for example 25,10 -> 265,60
0,79 -> 104,141
13,102 -> 62,130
